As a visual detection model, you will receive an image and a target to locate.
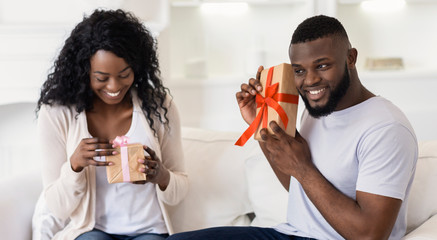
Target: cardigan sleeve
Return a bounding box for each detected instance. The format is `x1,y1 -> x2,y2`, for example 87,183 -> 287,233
155,98 -> 189,205
38,105 -> 88,220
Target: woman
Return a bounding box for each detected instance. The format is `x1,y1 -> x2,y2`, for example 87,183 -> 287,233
33,9 -> 188,240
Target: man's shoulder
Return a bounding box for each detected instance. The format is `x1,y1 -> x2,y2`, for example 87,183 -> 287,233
301,96 -> 417,144
361,97 -> 414,133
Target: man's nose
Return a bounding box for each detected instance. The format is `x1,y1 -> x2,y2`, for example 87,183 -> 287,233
304,70 -> 321,86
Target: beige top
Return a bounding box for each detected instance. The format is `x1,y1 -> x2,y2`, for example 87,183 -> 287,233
37,92 -> 188,239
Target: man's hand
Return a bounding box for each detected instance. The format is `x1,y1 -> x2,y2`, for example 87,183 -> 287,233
260,122 -> 401,240
236,66 -> 264,125
260,121 -> 313,182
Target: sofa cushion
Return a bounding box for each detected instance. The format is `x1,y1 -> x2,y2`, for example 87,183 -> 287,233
168,127 -> 261,233
406,141 -> 437,233
245,153 -> 288,227
404,214 -> 437,239
0,171 -> 42,240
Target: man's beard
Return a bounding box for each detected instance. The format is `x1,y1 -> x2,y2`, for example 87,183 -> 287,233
300,64 -> 350,118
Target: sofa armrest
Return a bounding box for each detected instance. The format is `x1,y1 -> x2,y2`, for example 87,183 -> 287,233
403,214 -> 437,240
0,171 -> 42,240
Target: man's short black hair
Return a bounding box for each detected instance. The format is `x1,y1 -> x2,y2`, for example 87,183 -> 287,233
291,15 -> 349,44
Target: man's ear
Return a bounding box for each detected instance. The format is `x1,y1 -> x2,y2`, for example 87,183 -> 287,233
347,48 -> 358,69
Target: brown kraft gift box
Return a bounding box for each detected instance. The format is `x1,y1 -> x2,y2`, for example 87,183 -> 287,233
106,143 -> 146,183
254,63 -> 299,141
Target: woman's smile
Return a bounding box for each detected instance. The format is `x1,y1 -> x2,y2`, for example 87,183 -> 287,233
105,91 -> 121,97
90,50 -> 135,105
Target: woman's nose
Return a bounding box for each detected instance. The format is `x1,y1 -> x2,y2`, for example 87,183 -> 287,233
106,78 -> 120,91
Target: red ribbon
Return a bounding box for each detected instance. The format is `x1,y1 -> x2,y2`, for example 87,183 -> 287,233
235,67 -> 299,146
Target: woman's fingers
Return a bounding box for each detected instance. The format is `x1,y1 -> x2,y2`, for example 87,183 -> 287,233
71,137 -> 115,172
83,143 -> 114,151
143,145 -> 159,161
145,159 -> 159,169
138,158 -> 158,171
87,159 -> 112,166
92,149 -> 116,157
82,138 -> 113,151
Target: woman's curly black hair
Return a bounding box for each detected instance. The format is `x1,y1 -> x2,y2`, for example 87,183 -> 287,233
36,9 -> 170,134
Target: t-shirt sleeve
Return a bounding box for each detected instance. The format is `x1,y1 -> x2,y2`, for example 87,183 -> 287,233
356,123 -> 418,201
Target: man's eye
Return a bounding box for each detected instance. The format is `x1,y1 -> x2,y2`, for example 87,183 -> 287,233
317,64 -> 328,69
295,69 -> 304,75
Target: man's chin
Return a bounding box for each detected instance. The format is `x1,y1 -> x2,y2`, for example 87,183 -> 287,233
308,101 -> 327,110
305,102 -> 335,118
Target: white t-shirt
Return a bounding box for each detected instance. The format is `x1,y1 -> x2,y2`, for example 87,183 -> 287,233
275,96 -> 418,240
93,102 -> 167,235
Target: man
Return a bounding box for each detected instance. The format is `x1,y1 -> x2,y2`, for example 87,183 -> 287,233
168,15 -> 417,240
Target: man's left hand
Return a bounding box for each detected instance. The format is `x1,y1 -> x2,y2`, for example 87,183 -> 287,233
260,121 -> 313,181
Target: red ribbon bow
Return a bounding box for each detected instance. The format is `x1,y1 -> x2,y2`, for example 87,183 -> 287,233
235,67 -> 299,146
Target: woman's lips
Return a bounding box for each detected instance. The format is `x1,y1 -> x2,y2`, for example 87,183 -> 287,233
105,91 -> 121,97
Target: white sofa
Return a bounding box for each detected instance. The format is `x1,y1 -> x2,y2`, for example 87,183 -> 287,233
0,102 -> 436,239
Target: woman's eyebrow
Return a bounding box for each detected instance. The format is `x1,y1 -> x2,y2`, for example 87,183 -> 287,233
93,71 -> 109,75
119,66 -> 130,73
93,66 -> 130,75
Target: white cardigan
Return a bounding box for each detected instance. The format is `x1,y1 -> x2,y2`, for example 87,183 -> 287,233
37,92 -> 188,239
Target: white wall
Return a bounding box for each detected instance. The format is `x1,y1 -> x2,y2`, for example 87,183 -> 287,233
161,0 -> 437,141
338,2 -> 437,70
161,2 -> 312,132
165,3 -> 311,79
337,2 -> 437,141
0,0 -> 436,144
0,0 -> 167,104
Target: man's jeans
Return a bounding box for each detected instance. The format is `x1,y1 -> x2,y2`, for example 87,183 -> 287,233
166,226 -> 317,240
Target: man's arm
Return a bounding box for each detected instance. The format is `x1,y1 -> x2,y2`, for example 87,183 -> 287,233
235,66 -> 293,191
260,121 -> 401,240
259,142 -> 291,191
299,164 -> 401,239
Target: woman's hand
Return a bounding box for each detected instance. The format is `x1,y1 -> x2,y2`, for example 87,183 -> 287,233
70,138 -> 114,172
236,66 -> 264,125
136,145 -> 170,191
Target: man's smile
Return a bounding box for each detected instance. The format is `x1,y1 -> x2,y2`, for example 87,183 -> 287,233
305,87 -> 327,101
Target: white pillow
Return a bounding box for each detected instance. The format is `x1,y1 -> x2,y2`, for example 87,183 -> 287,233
404,214 -> 437,239
168,127 -> 259,233
0,171 -> 43,240
405,141 -> 437,233
32,192 -> 68,240
245,149 -> 288,227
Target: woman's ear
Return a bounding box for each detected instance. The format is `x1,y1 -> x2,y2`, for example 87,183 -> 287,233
347,48 -> 358,69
